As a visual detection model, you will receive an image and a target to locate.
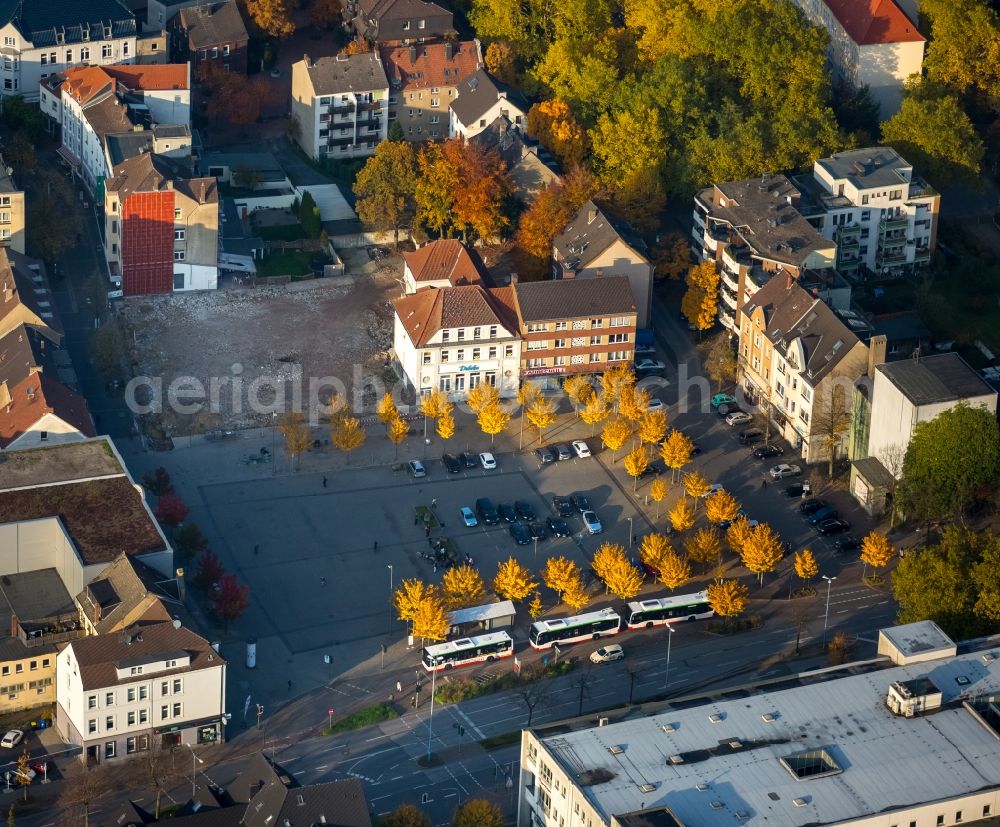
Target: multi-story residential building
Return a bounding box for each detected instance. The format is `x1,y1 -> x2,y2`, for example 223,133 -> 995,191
797,146 -> 940,279
76,552 -> 181,636
381,39 -> 481,142
495,276 -> 638,391
290,53 -> 389,161
351,0 -> 453,44
101,64 -> 191,126
57,620 -> 226,764
791,0 -> 924,116
552,201 -> 653,328
104,152 -> 219,295
468,117 -> 560,203
170,1 -> 249,76
737,274 -> 869,464
518,621 -> 1000,827
402,238 -> 486,293
392,283 -> 521,398
449,68 -> 529,141
693,173 -> 842,332
0,0 -> 138,98
0,246 -> 62,343
0,161 -> 25,255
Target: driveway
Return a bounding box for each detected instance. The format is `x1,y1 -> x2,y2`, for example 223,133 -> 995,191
268,137 -> 336,188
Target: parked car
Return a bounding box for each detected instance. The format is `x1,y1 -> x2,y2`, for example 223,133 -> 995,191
554,443 -> 573,461
738,428 -> 764,445
635,359 -> 666,373
547,516 -> 571,537
515,501 -> 536,521
589,644 -> 625,664
690,441 -> 703,456
784,481 -> 813,498
460,451 -> 478,469
769,463 -> 802,480
475,498 -> 500,525
529,523 -> 548,541
647,398 -> 667,412
702,483 -> 725,498
569,493 -> 591,513
1,730 -> 23,749
442,453 -> 461,473
754,444 -> 783,459
572,440 -> 592,458
479,452 -> 497,470
807,507 -> 839,526
725,411 -> 753,426
509,522 -> 533,545
498,503 -> 517,523
552,496 -> 575,518
639,461 -> 666,478
634,343 -> 657,357
799,498 -> 828,515
717,509 -> 758,530
407,460 -> 426,478
460,507 -> 478,528
582,510 -> 603,534
711,393 -> 737,409
535,446 -> 556,464
833,536 -> 862,554
816,518 -> 851,536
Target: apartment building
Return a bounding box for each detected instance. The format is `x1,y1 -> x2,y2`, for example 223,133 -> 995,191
402,238 -> 486,293
102,64 -> 191,126
57,620 -> 226,764
518,622 -> 1000,827
290,53 -> 389,162
0,161 -> 25,255
104,152 -> 219,295
693,173 -> 842,333
797,146 -> 940,279
0,0 -> 138,99
737,274 -> 869,464
381,39 -> 480,142
170,1 -> 249,75
552,201 -> 653,328
449,67 -> 529,141
392,284 -> 521,398
495,276 -> 638,391
790,0 -> 924,116
351,0 -> 453,44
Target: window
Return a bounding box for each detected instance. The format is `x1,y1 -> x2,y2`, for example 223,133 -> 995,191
126,735 -> 149,754
174,251 -> 185,261
527,323 -> 546,333
553,356 -> 566,366
105,715 -> 114,730
473,327 -> 481,339
504,345 -> 514,358
173,272 -> 185,290
608,333 -> 628,344
419,18 -> 425,27
554,322 -> 568,331
439,375 -> 451,392
127,688 -> 136,702
122,42 -> 129,56
985,806 -> 992,817
526,340 -> 547,351
890,189 -> 902,201
488,347 -> 497,359
456,349 -> 465,361
172,679 -> 182,694
88,719 -> 97,734
422,351 -> 432,365
861,194 -> 869,205
936,817 -> 944,827
127,712 -> 136,726
102,44 -> 112,58
174,229 -> 185,241
799,410 -> 809,425
472,348 -> 481,360
430,99 -> 439,109
139,709 -> 148,724
15,664 -> 22,674
526,358 -> 545,369
129,666 -> 142,675
775,383 -> 784,399
440,350 -> 449,363
138,686 -> 148,700
801,386 -> 811,403
105,692 -> 113,706
88,695 -> 97,710
105,741 -> 116,759
40,53 -> 47,65
81,47 -> 90,61
161,705 -> 169,720
441,330 -> 450,342
3,37 -> 13,46
590,336 -> 601,345
609,351 -> 629,361
457,329 -> 465,341
223,44 -> 230,56
956,812 -> 962,823
590,318 -> 604,328
211,47 -> 218,59
173,702 -> 182,717
609,317 -> 629,327
403,19 -> 410,29
554,339 -> 567,348
589,353 -> 601,363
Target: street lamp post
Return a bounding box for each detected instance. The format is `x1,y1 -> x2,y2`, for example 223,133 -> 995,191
822,575 -> 837,649
664,626 -> 676,692
628,517 -> 634,551
426,662 -> 438,760
387,565 -> 393,636
184,743 -> 203,801
271,412 -> 277,476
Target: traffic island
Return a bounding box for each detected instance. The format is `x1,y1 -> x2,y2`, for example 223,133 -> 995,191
321,702 -> 399,735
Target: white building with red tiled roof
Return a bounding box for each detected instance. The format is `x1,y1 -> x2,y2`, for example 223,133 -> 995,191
791,0 -> 924,116
402,238 -> 486,293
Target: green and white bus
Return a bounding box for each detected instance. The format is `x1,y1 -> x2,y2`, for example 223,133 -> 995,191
529,608 -> 621,650
421,632 -> 514,672
625,592 -> 713,629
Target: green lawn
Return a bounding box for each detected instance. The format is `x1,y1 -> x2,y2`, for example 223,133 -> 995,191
255,250 -> 312,277
322,702 -> 398,734
254,222 -> 306,242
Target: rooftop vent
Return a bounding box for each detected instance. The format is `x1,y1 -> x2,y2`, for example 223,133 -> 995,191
761,713 -> 776,723
668,755 -> 684,765
696,784 -> 710,792
886,678 -> 942,718
639,783 -> 656,793
710,801 -> 724,810
779,748 -> 842,781
727,740 -> 743,750
608,745 -> 624,755
983,653 -> 997,664
708,713 -> 724,724
792,798 -> 808,808
661,724 -> 676,733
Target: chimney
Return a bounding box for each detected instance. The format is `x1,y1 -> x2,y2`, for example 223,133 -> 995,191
444,42 -> 452,61
509,272 -> 518,285
867,334 -> 887,378
303,54 -> 311,68
587,207 -> 598,225
409,46 -> 417,64
176,567 -> 186,602
785,272 -> 793,290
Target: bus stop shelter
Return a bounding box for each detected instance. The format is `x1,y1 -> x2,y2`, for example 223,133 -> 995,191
448,600 -> 516,636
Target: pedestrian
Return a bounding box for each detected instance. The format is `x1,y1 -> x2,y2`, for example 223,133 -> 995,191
396,680 -> 402,693
389,692 -> 394,702
414,514 -> 419,526
373,540 -> 379,553
425,525 -> 431,538
431,498 -> 437,508
433,563 -> 437,573
287,679 -> 292,692
320,577 -> 326,586
411,695 -> 417,708
322,476 -> 328,488
761,477 -> 768,489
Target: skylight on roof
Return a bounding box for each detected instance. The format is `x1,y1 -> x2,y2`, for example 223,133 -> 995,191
779,748 -> 842,781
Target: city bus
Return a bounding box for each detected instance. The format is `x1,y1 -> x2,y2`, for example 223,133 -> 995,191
421,632 -> 514,671
624,592 -> 714,629
528,608 -> 622,650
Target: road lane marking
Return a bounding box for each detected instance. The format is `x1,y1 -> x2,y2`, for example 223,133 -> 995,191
453,707 -> 485,739
315,765 -> 327,771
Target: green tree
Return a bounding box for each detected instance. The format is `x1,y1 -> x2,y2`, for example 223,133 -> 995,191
28,167 -> 83,262
353,140 -> 418,245
881,81 -> 985,186
921,0 -> 1000,102
387,119 -> 406,141
589,106 -> 666,192
705,335 -> 737,392
381,803 -> 432,827
897,403 -> 1000,522
453,799 -> 504,827
297,191 -> 322,238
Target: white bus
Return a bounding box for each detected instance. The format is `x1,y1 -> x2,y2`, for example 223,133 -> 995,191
529,608 -> 621,650
624,592 -> 714,629
421,632 -> 514,672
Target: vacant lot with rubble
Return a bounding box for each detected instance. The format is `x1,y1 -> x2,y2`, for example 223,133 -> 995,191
120,252 -> 403,436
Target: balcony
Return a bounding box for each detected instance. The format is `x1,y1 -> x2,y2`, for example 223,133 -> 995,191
835,223 -> 861,239
359,117 -> 382,131
329,104 -> 354,116
358,100 -> 382,112
879,215 -> 908,231
327,135 -> 355,147
880,234 -> 906,249
719,307 -> 735,330
876,249 -> 907,267
913,247 -> 931,262
721,268 -> 739,292
720,288 -> 738,310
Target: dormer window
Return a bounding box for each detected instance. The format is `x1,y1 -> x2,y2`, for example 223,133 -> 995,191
403,20 -> 410,30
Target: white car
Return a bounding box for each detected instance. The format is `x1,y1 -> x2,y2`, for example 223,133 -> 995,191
701,483 -> 725,498
725,411 -> 753,426
769,463 -> 802,480
460,507 -> 478,527
479,452 -> 497,470
582,510 -> 602,534
572,440 -> 591,458
407,459 -> 426,478
635,359 -> 666,373
647,398 -> 666,413
1,730 -> 23,749
590,644 -> 625,664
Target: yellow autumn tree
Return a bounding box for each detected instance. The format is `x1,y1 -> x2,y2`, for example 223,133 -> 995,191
599,362 -> 635,410
681,260 -> 720,333
580,393 -> 610,435
376,392 -> 399,425
639,532 -> 671,573
683,470 -> 711,504
244,0 -> 295,38
393,578 -> 433,623
619,384 -> 651,423
442,565 -> 486,609
685,527 -> 721,567
411,590 -> 449,641
794,549 -> 819,585
387,414 -> 409,458
563,575 -> 591,611
741,523 -> 785,585
436,412 -> 456,440
660,429 -> 694,482
493,557 -> 538,601
526,396 -> 558,444
638,409 -> 668,446
624,444 -> 650,491
591,542 -> 643,600
278,411 -> 312,466
707,579 -> 749,626
333,416 -> 366,455
649,476 -> 668,519
705,489 -> 741,526
528,591 -> 544,620
542,556 -> 581,600
601,416 -> 632,463
658,547 -> 692,590
563,374 -> 593,414
668,498 -> 695,534
477,402 -> 510,445
420,389 -> 451,423
725,516 -> 754,558
467,382 -> 500,414
527,98 -> 588,168
860,531 -> 894,578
